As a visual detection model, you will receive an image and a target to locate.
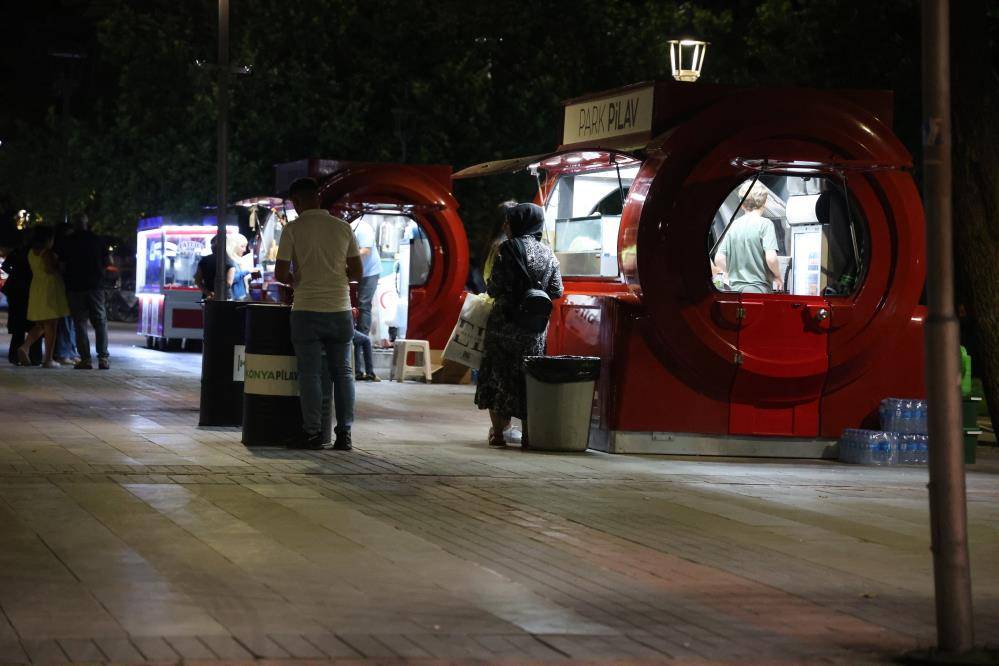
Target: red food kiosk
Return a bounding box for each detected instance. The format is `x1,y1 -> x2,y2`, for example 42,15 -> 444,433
456,80 -> 926,457
275,159 -> 469,351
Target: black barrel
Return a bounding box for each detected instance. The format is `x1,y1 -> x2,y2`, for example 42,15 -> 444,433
198,300 -> 246,426
241,304 -> 332,447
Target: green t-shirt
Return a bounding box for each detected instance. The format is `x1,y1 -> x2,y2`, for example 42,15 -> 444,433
716,213 -> 778,293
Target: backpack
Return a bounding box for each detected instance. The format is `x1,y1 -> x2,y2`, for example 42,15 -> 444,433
507,240 -> 553,334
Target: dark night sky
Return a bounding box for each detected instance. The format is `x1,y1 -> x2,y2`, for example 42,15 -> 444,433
0,0 -> 102,137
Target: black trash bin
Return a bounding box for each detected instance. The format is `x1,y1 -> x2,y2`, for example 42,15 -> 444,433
198,300 -> 246,426
524,356 -> 601,452
241,305 -> 334,447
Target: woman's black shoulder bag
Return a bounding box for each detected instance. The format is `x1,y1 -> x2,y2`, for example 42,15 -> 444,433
507,240 -> 553,334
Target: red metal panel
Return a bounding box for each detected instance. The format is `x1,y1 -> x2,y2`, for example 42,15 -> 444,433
821,312 -> 927,436
172,308 -> 203,330
729,297 -> 830,436
613,312 -> 731,434
318,163 -> 469,349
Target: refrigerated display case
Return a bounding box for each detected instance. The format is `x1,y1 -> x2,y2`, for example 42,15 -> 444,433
136,216 -> 237,350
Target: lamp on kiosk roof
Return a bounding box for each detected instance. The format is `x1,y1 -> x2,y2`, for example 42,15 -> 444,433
668,39 -> 708,82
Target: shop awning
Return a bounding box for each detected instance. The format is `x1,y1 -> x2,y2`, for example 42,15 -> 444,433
453,149 -> 641,179
452,153 -> 554,179
331,201 -> 446,215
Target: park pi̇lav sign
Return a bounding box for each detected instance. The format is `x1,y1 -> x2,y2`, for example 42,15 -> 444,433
562,85 -> 654,146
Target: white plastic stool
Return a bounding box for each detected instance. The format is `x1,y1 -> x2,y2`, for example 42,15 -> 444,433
391,339 -> 432,382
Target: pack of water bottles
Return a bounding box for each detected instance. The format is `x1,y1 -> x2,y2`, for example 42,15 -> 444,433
878,398 -> 928,434
838,429 -> 929,465
839,397 -> 930,465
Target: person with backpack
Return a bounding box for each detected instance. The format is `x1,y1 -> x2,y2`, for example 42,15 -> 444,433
474,203 -> 563,448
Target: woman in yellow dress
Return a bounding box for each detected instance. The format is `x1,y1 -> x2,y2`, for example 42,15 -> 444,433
18,226 -> 70,368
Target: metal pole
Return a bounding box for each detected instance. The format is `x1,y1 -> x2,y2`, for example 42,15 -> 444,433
60,81 -> 70,225
921,0 -> 974,653
214,0 -> 230,300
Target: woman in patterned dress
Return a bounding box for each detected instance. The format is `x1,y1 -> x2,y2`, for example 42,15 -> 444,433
474,203 -> 563,447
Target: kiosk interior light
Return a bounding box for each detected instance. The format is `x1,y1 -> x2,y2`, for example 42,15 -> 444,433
668,39 -> 708,82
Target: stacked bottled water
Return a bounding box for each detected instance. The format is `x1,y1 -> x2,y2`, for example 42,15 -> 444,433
839,429 -> 899,465
879,398 -> 928,434
838,398 -> 929,465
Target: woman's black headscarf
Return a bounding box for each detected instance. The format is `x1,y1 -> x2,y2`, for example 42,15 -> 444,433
506,203 -> 545,240
499,203 -> 545,289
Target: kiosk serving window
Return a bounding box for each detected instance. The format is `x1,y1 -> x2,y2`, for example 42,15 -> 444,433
348,211 -> 433,343
709,175 -> 868,296
352,212 -> 432,288
543,164 -> 639,278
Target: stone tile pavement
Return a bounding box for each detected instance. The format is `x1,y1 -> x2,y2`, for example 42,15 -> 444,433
0,322 -> 996,664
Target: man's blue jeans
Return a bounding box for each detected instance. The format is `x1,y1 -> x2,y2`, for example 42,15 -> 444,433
355,274 -> 379,334
290,310 -> 355,436
55,315 -> 78,359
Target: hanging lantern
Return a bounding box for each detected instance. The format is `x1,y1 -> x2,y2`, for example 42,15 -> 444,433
668,39 -> 708,82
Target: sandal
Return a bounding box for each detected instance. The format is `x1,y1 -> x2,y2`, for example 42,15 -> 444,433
16,347 -> 31,366
488,427 -> 506,448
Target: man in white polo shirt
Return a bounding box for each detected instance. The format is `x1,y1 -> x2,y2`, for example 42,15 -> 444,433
276,178 -> 363,450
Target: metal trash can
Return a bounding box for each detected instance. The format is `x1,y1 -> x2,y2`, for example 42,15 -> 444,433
241,304 -> 332,447
524,356 -> 601,452
198,300 -> 245,426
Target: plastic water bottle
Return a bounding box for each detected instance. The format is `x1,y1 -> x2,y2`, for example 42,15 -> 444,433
902,434 -> 917,464
870,432 -> 886,465
894,400 -> 904,433
917,435 -> 929,464
917,401 -> 928,435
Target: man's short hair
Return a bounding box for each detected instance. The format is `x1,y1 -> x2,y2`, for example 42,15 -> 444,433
288,177 -> 319,198
738,181 -> 769,211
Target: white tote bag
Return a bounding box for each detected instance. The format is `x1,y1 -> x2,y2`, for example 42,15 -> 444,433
442,293 -> 494,369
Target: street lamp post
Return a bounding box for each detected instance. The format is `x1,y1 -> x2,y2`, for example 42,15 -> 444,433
50,51 -> 85,226
215,0 -> 230,301
921,0 -> 975,654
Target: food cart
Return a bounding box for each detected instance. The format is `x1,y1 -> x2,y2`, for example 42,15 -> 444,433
275,160 -> 469,351
455,80 -> 926,456
136,215 -> 237,350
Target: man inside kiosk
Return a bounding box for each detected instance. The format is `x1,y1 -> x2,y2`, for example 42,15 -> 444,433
713,181 -> 783,293
710,173 -> 866,297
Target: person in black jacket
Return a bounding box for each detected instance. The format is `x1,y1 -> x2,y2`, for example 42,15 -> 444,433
62,213 -> 111,369
1,232 -> 43,365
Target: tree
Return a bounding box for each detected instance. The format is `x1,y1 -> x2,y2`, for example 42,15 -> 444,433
952,0 -> 999,433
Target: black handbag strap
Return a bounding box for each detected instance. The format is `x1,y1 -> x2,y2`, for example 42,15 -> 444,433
507,239 -> 542,290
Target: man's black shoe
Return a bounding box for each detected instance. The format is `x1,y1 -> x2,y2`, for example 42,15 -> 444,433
332,430 -> 352,451
285,430 -> 324,450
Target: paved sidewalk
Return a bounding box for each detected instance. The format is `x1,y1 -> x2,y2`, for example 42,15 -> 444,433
0,323 -> 996,664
